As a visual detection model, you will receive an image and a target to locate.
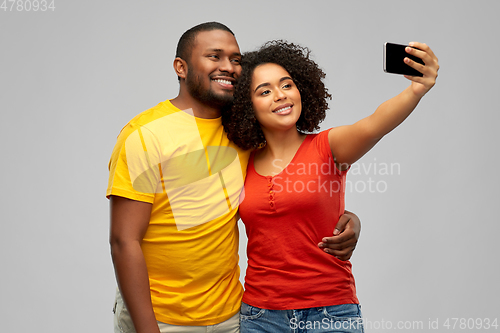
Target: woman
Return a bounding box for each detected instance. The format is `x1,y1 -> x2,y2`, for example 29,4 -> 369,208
222,40 -> 439,332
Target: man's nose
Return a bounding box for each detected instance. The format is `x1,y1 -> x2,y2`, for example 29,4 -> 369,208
219,57 -> 235,74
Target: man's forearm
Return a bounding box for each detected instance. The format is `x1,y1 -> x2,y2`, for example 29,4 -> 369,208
111,242 -> 160,333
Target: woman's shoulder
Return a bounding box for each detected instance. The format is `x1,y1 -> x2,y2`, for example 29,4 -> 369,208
304,129 -> 334,160
308,129 -> 332,143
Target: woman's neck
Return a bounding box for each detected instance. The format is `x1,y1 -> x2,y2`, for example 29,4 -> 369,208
260,128 -> 306,159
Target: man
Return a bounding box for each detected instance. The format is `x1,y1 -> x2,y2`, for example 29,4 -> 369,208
107,22 -> 360,333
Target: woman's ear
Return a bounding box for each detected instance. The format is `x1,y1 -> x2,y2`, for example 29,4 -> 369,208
173,57 -> 187,80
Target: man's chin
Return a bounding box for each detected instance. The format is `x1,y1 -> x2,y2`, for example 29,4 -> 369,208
188,84 -> 234,108
210,92 -> 234,107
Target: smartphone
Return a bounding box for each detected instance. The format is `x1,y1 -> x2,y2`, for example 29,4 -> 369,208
384,42 -> 424,77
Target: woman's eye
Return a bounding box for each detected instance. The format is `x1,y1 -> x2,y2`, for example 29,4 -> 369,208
283,83 -> 292,89
260,90 -> 270,96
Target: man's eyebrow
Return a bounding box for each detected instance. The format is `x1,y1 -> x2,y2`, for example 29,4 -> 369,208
206,48 -> 241,57
254,76 -> 293,93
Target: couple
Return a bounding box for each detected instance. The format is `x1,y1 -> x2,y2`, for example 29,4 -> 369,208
107,22 -> 439,333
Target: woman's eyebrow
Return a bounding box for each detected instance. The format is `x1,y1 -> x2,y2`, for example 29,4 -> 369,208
254,76 -> 292,93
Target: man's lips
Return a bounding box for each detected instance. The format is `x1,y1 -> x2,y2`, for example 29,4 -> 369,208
273,103 -> 293,114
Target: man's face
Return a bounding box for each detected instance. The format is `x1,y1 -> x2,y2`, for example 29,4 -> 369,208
185,30 -> 242,108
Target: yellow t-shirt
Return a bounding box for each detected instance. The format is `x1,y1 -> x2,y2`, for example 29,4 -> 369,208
107,100 -> 250,325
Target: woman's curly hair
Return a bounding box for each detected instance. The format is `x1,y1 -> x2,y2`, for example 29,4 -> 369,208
222,40 -> 332,150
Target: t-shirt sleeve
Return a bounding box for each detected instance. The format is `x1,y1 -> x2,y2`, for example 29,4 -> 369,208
106,124 -> 163,203
315,129 -> 349,177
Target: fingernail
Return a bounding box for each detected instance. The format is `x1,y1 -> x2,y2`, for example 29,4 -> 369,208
409,42 -> 415,46
404,57 -> 410,64
333,229 -> 340,236
406,47 -> 412,52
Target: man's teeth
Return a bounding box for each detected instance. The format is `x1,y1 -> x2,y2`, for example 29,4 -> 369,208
214,79 -> 232,85
274,106 -> 291,113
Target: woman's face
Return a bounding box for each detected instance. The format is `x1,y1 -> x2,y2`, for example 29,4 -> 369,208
250,63 -> 302,133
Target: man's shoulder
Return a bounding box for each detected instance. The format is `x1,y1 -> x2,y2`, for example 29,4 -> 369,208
128,100 -> 178,126
116,100 -> 180,137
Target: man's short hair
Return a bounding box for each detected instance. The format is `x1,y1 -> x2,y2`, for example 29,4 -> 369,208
176,21 -> 235,65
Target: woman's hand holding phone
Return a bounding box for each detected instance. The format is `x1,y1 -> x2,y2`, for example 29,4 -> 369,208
403,42 -> 439,98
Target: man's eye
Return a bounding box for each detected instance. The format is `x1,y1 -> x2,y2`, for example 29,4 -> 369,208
209,55 -> 219,59
231,59 -> 241,64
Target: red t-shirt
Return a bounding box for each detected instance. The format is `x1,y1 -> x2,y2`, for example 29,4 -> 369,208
240,130 -> 359,310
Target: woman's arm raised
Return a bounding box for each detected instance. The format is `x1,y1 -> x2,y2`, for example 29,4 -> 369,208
329,42 -> 439,169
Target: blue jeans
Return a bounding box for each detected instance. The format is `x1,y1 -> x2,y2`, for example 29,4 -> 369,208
240,302 -> 364,333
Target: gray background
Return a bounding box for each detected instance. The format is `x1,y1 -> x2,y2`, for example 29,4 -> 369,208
1,1 -> 499,332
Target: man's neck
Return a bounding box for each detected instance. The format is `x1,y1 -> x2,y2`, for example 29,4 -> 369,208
170,94 -> 221,119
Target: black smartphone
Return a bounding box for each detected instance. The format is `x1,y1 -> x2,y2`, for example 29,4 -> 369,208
384,42 -> 424,77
